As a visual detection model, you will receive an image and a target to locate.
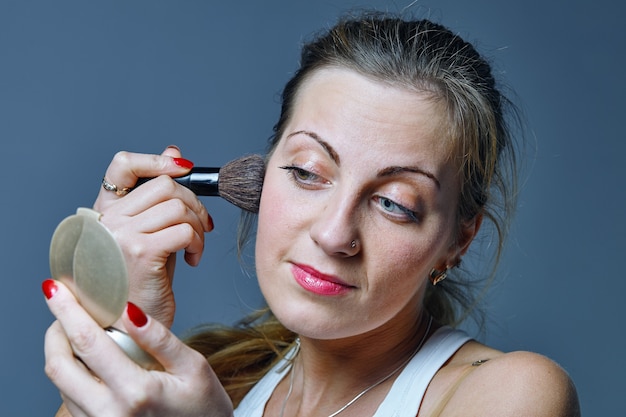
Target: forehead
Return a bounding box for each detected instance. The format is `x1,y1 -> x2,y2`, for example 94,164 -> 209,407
284,67 -> 454,168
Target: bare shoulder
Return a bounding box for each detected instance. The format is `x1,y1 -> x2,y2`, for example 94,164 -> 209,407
422,342 -> 581,417
469,350 -> 580,416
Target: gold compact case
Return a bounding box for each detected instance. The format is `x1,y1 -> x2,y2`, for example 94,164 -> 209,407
49,207 -> 161,370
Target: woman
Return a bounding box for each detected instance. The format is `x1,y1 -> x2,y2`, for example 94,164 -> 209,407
43,13 -> 580,416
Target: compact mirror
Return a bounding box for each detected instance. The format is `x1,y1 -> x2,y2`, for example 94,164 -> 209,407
49,207 -> 161,370
50,208 -> 128,327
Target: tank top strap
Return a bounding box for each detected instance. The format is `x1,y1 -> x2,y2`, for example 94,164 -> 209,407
234,343 -> 297,417
372,326 -> 472,417
235,327 -> 471,417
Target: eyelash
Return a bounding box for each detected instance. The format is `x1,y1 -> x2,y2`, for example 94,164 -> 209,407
374,196 -> 420,223
279,165 -> 325,186
279,165 -> 420,224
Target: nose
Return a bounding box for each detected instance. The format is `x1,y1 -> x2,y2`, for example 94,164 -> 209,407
309,192 -> 361,257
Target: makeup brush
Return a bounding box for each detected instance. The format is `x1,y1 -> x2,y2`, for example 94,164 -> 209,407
135,154 -> 265,213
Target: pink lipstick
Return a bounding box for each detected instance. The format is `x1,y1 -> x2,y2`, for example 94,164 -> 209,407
291,264 -> 354,296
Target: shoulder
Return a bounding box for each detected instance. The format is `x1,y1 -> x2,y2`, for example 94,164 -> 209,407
422,342 -> 581,417
472,350 -> 580,416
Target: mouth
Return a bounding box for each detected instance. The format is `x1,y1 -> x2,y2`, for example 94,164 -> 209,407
291,263 -> 355,296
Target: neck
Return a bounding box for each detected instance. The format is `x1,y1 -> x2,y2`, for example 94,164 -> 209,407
278,312 -> 435,416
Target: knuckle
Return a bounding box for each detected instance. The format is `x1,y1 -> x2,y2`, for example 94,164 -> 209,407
190,353 -> 212,377
197,203 -> 210,223
112,150 -> 131,166
122,238 -> 147,259
191,195 -> 207,212
117,233 -> 156,261
156,154 -> 172,171
167,197 -> 188,215
69,326 -> 99,357
154,175 -> 179,194
151,325 -> 175,353
44,356 -> 64,382
178,222 -> 196,241
123,385 -> 154,414
53,297 -> 74,318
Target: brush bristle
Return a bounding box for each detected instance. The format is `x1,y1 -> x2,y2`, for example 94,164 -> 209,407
218,154 -> 265,213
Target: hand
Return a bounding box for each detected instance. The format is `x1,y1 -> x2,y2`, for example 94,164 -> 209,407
43,280 -> 233,417
94,146 -> 213,326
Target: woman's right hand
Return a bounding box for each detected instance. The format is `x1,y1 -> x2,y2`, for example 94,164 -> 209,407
93,146 -> 213,327
44,279 -> 233,417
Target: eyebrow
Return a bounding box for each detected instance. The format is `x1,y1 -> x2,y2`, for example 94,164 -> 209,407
286,130 -> 440,189
378,166 -> 441,189
286,130 -> 340,165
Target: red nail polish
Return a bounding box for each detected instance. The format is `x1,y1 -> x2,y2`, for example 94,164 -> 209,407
127,302 -> 148,327
207,213 -> 214,231
172,157 -> 194,169
42,279 -> 58,300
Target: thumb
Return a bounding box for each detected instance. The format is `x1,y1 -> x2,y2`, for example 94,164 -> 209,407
121,302 -> 207,375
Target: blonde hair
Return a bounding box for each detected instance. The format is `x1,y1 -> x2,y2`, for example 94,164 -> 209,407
189,12 -> 521,406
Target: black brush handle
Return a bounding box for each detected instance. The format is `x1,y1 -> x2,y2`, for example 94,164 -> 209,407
135,167 -> 220,196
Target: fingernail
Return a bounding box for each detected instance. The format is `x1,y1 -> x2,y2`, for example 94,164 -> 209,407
42,279 -> 58,300
172,157 -> 194,169
127,302 -> 148,328
207,213 -> 214,232
166,144 -> 180,152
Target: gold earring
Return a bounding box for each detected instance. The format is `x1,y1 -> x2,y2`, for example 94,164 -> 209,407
429,267 -> 448,286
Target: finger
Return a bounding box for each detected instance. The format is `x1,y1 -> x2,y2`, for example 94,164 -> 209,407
104,185 -> 210,267
122,302 -> 209,376
102,175 -> 211,233
161,145 -> 182,158
128,181 -> 210,233
146,222 -> 206,267
63,390 -> 117,417
105,200 -> 206,268
98,150 -> 194,203
43,280 -> 143,386
44,321 -> 105,390
44,321 -> 110,414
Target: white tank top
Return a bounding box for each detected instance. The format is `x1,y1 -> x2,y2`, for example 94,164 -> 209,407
235,326 -> 471,417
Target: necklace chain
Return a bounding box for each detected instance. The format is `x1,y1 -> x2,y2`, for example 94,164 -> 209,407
279,315 -> 433,417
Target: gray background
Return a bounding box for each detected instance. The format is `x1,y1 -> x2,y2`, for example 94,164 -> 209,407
1,0 -> 623,415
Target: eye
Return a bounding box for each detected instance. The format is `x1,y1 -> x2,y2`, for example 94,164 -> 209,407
375,196 -> 420,223
279,165 -> 328,187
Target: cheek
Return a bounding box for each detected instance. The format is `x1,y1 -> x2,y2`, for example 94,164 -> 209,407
256,165 -> 313,251
364,228 -> 448,298
255,169 -> 301,273
255,183 -> 282,262
374,247 -> 429,292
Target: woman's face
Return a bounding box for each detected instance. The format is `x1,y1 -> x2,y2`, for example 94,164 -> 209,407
256,67 -> 471,340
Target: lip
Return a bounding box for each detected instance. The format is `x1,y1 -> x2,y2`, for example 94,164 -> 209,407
291,263 -> 355,296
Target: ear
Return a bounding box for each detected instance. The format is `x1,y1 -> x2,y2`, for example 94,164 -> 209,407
450,212 -> 483,263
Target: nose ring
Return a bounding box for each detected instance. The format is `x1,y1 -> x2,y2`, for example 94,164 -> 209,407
350,240 -> 357,248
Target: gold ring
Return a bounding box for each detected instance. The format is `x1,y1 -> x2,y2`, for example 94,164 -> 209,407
102,177 -> 131,196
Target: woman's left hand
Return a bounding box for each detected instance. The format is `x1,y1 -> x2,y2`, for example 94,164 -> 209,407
43,279 -> 233,417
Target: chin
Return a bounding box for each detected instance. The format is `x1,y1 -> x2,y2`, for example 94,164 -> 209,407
268,298 -> 378,340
